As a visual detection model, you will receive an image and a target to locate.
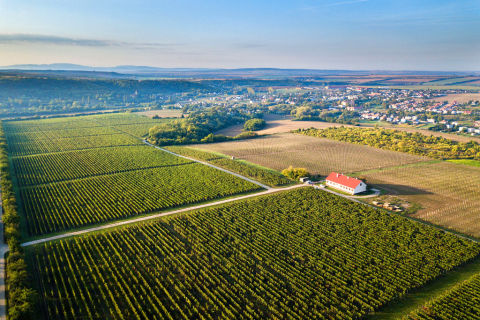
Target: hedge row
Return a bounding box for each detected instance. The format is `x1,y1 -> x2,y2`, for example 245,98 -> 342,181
0,121 -> 38,319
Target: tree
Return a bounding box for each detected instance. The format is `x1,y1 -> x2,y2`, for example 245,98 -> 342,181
281,166 -> 310,180
244,118 -> 266,131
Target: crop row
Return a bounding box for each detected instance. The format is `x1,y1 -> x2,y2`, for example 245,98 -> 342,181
165,146 -> 291,186
405,272 -> 480,319
21,163 -> 261,236
3,117 -> 101,133
195,133 -> 427,176
5,126 -> 119,144
13,145 -> 191,186
6,133 -> 142,156
29,188 -> 480,319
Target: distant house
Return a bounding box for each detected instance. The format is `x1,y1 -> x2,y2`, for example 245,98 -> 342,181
325,172 -> 367,195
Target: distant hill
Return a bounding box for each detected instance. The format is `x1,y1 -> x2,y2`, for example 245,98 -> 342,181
1,64 -> 478,79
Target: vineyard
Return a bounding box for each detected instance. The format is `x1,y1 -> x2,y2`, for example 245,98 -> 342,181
405,272 -> 480,319
359,161 -> 480,237
88,113 -> 173,137
12,146 -> 191,186
194,133 -> 427,175
28,188 -> 480,320
165,146 -> 291,186
4,115 -> 263,236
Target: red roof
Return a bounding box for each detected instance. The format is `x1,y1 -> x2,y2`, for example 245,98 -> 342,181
326,172 -> 363,189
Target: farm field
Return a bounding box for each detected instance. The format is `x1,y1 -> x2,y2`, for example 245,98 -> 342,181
87,113 -> 173,137
405,272 -> 480,319
194,133 -> 428,176
216,118 -> 346,136
358,161 -> 480,237
165,146 -> 291,186
12,145 -> 191,186
4,115 -> 263,237
27,188 -> 480,320
21,164 -> 261,236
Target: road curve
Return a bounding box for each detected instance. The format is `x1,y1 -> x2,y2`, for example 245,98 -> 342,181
21,184 -> 304,247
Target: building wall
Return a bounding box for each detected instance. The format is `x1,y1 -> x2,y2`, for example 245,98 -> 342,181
326,180 -> 367,195
353,183 -> 367,195
326,180 -> 355,194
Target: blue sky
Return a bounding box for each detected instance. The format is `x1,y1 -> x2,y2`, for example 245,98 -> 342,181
0,0 -> 479,70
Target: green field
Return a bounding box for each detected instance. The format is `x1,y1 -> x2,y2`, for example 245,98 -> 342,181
88,113 -> 172,137
405,272 -> 480,319
28,188 -> 480,319
12,145 -> 191,186
21,164 -> 261,236
165,146 -> 292,187
5,115 -> 263,237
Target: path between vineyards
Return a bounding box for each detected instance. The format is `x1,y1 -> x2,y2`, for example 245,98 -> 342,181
21,184 -> 304,247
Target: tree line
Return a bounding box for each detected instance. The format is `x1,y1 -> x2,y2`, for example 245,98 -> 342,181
296,127 -> 480,160
0,122 -> 38,319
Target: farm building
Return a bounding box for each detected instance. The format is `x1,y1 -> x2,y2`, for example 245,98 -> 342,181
326,172 -> 367,195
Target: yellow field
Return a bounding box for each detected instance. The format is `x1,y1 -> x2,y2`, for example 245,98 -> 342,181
194,133 -> 427,176
361,161 -> 480,237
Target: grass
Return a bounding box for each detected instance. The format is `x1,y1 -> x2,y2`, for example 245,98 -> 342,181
447,159 -> 480,167
194,133 -> 428,176
367,256 -> 480,320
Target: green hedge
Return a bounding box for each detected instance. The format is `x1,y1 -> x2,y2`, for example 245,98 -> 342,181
0,121 -> 38,319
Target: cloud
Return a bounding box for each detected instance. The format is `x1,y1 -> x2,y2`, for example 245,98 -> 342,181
0,33 -> 176,49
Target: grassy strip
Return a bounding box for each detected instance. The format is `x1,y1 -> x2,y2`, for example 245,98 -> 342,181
0,121 -> 38,319
164,146 -> 293,187
368,256 -> 480,319
447,159 -> 480,167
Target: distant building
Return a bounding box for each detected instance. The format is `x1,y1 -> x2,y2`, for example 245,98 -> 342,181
326,172 -> 367,195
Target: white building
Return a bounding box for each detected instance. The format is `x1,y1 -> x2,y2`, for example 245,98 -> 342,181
326,172 -> 367,195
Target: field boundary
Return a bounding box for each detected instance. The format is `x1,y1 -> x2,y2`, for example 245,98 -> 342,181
21,184 -> 303,247
146,142 -> 272,190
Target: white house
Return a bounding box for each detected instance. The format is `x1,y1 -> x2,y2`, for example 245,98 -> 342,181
325,172 -> 367,195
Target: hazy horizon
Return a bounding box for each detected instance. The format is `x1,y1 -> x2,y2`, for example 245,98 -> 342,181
0,0 -> 479,71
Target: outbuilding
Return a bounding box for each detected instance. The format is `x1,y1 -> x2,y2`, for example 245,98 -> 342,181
325,172 -> 367,195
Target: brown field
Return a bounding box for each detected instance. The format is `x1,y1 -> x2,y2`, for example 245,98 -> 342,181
193,133 -> 427,176
360,161 -> 480,238
216,118 -> 348,136
430,93 -> 480,103
134,109 -> 182,118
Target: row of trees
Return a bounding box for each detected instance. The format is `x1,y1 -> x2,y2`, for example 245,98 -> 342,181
296,127 -> 480,160
0,122 -> 38,319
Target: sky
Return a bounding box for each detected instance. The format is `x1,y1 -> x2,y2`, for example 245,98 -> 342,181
0,0 -> 479,71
